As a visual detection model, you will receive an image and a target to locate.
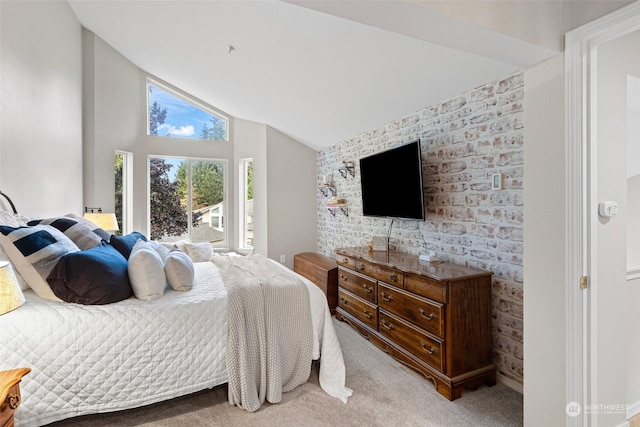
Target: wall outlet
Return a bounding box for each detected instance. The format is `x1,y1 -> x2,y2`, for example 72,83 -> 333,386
280,254 -> 286,263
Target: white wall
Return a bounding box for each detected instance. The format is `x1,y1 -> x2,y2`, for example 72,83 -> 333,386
234,119 -> 268,256
82,31 -> 318,259
0,0 -> 83,217
523,54 -> 566,426
266,126 -> 318,269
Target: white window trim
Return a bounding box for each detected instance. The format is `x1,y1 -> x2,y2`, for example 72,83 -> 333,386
146,77 -> 230,141
147,155 -> 228,248
238,158 -> 253,253
116,150 -> 133,235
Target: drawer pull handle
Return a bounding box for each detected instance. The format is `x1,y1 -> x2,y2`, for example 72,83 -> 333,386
381,319 -> 394,330
340,274 -> 348,282
357,263 -> 366,271
342,257 -> 349,264
420,341 -> 437,355
362,284 -> 373,293
339,297 -> 348,304
381,292 -> 394,302
7,393 -> 21,410
419,308 -> 436,321
363,309 -> 373,319
390,273 -> 398,282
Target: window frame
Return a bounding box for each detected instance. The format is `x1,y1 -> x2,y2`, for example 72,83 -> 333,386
238,158 -> 254,252
115,150 -> 133,235
146,78 -> 229,142
147,155 -> 229,248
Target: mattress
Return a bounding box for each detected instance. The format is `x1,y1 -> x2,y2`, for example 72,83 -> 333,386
0,260 -> 351,426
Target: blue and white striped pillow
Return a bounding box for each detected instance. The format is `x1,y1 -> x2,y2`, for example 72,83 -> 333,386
0,225 -> 79,301
27,215 -> 110,250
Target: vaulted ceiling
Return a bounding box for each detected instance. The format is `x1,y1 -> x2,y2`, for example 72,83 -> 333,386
68,0 -> 558,150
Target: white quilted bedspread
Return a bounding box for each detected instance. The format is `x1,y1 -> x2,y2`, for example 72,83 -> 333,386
0,260 -> 351,426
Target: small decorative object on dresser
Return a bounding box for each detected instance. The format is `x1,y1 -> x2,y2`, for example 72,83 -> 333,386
335,247 -> 495,400
293,252 -> 338,314
0,367 -> 30,427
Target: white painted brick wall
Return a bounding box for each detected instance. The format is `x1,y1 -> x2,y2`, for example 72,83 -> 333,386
317,72 -> 524,387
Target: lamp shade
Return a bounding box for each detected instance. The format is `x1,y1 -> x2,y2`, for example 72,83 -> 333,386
83,213 -> 119,232
0,261 -> 25,315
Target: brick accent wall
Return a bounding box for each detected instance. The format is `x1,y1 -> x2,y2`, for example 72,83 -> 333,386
317,72 -> 524,388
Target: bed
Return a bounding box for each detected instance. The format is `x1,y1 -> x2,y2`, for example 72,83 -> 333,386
0,206 -> 352,426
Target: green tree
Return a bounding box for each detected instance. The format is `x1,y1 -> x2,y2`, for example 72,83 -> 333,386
246,161 -> 253,200
199,117 -> 226,141
149,101 -> 167,135
114,154 -> 123,234
175,161 -> 224,210
192,161 -> 224,208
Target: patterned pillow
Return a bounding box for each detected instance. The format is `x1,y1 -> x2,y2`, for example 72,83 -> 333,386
184,242 -> 213,262
27,216 -> 109,250
0,225 -> 79,301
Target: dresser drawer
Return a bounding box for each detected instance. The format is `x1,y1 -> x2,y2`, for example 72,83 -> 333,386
405,273 -> 447,303
338,288 -> 378,330
378,283 -> 444,337
335,253 -> 354,268
338,267 -> 377,304
379,310 -> 444,372
352,259 -> 403,288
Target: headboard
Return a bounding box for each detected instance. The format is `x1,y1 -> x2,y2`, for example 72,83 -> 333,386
0,191 -> 17,214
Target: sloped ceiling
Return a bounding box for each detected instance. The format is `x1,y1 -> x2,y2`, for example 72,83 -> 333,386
68,0 -> 557,150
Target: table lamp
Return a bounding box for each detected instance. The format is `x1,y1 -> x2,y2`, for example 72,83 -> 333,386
0,261 -> 25,315
83,212 -> 119,233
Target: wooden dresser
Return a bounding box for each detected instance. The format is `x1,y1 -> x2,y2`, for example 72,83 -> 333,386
0,368 -> 30,427
294,252 -> 338,314
335,247 -> 495,400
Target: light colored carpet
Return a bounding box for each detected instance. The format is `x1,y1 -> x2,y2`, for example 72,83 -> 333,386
49,319 -> 523,426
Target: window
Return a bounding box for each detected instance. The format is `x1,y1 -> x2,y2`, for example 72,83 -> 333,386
147,79 -> 228,141
114,151 -> 133,235
148,156 -> 227,247
239,158 -> 254,249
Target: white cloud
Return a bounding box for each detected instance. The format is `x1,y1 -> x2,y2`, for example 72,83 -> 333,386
158,123 -> 195,137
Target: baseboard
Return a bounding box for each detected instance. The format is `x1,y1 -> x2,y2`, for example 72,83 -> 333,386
496,373 -> 523,394
628,400 -> 640,420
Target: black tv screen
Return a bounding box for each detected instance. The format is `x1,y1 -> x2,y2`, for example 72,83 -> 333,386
359,140 -> 425,220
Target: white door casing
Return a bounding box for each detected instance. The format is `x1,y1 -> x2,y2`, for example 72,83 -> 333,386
565,2 -> 640,426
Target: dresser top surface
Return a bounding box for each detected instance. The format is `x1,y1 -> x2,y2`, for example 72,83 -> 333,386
336,247 -> 491,281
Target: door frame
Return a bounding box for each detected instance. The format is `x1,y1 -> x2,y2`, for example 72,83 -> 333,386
565,2 -> 640,426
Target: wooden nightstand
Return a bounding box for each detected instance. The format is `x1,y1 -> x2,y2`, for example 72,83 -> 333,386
0,368 -> 30,427
294,252 -> 338,314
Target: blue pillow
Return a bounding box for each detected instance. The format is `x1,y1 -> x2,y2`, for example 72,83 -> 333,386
47,241 -> 133,305
109,232 -> 147,260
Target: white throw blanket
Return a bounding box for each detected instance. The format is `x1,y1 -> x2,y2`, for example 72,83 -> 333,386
212,254 -> 314,412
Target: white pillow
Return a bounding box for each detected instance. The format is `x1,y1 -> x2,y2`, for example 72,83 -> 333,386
127,239 -> 166,301
164,249 -> 194,291
184,242 -> 213,262
147,240 -> 170,263
0,225 -> 79,301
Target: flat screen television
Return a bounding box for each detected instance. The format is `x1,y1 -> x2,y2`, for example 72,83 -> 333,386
359,140 -> 425,221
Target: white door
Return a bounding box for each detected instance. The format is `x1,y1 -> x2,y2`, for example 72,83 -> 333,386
565,4 -> 640,426
590,29 -> 640,426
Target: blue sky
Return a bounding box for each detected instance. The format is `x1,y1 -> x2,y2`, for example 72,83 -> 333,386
148,83 -> 214,139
